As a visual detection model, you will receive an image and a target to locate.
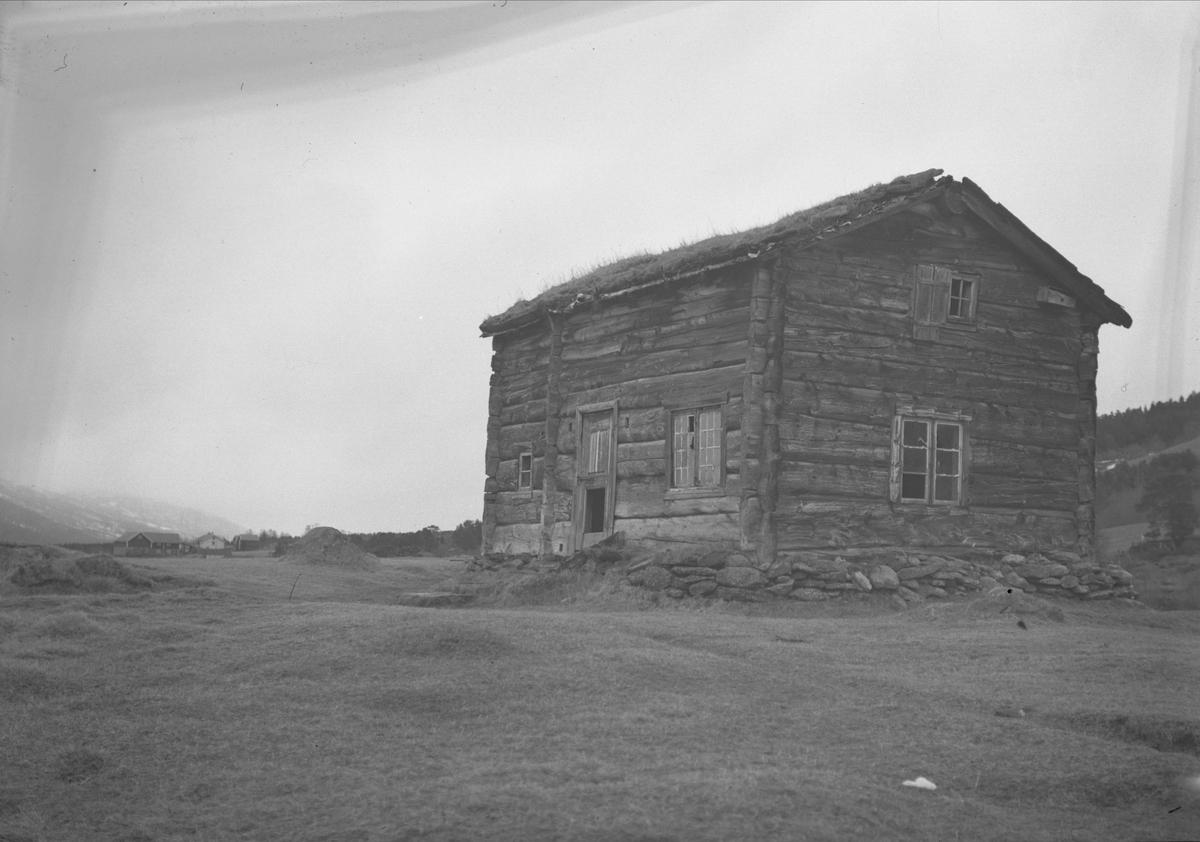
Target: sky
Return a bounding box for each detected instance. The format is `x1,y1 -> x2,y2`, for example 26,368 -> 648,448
1,0 -> 1198,536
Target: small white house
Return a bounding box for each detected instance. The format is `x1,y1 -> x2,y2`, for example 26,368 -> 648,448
196,533 -> 227,551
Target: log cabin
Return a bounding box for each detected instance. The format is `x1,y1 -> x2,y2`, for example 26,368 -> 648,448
478,170 -> 1131,566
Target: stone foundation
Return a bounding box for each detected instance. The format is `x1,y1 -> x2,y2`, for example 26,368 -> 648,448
468,532 -> 1137,605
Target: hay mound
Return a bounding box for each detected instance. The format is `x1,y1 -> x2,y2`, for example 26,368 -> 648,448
284,527 -> 379,570
8,552 -> 152,593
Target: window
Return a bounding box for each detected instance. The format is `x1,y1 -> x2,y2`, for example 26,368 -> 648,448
671,407 -> 722,488
584,416 -> 610,475
518,452 -> 533,489
892,413 -> 967,505
913,264 -> 979,340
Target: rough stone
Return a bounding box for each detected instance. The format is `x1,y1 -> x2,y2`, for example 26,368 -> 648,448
670,566 -> 718,578
766,581 -> 795,597
664,588 -> 686,599
764,561 -> 791,580
791,563 -> 819,577
1003,571 -> 1029,588
852,571 -> 872,591
716,567 -> 766,589
1086,589 -> 1114,600
823,582 -> 855,590
789,588 -> 830,602
818,571 -> 850,582
1001,554 -> 1027,565
1059,575 -> 1079,589
1109,568 -> 1134,585
695,550 -> 729,568
716,586 -> 766,603
867,564 -> 900,590
898,561 -> 944,580
641,566 -> 675,591
1039,578 -> 1062,586
625,557 -> 658,574
810,557 -> 851,574
978,576 -> 998,591
771,576 -> 795,589
889,593 -> 909,610
689,579 -> 719,597
723,552 -> 756,568
897,586 -> 923,602
917,583 -> 948,598
1073,585 -> 1090,594
1048,550 -> 1083,564
1016,563 -> 1070,580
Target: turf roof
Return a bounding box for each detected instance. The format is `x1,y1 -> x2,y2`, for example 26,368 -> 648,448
480,169 -> 948,335
479,168 -> 1131,335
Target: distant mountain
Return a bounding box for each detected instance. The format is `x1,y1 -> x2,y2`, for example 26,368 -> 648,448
0,479 -> 246,545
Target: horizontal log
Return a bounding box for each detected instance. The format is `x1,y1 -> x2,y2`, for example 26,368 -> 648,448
615,479 -> 741,518
783,299 -> 1078,362
782,381 -> 1077,449
969,440 -> 1077,482
498,401 -> 547,427
560,366 -> 745,414
615,513 -> 742,545
774,500 -> 1077,552
781,462 -> 891,499
498,421 -> 545,458
968,474 -> 1077,511
781,327 -> 1077,381
782,350 -> 1079,414
557,340 -> 747,391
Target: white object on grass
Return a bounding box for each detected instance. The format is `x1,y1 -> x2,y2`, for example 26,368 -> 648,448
902,777 -> 937,790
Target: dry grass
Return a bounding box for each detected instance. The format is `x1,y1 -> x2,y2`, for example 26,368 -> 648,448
1,557 -> 1198,841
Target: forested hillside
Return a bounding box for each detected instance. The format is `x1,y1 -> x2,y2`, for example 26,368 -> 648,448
1097,391 -> 1200,458
1096,391 -> 1200,529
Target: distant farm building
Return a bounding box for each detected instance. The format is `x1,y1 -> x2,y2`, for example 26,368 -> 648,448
196,533 -> 228,554
232,533 -> 260,552
113,531 -> 183,557
479,170 -> 1131,564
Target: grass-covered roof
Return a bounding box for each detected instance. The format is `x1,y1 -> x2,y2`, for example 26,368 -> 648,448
480,168 -> 1130,335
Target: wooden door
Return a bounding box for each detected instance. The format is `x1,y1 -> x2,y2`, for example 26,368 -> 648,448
575,408 -> 616,549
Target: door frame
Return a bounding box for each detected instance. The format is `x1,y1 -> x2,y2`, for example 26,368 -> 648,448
573,400 -> 618,551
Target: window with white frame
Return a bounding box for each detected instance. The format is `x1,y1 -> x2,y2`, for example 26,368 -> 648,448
518,451 -> 533,490
894,415 -> 966,504
671,407 -> 723,488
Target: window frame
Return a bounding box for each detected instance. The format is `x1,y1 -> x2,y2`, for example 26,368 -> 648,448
664,399 -> 727,497
890,407 -> 971,507
913,264 -> 981,340
517,451 -> 533,490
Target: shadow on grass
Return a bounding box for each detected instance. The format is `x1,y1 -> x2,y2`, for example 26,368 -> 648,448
1047,712 -> 1200,758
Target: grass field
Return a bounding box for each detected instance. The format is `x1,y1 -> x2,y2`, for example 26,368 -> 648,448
2,555 -> 1199,841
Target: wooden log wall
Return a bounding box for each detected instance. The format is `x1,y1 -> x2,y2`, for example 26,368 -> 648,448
773,201 -> 1086,555
1076,316 -> 1100,556
484,272 -> 753,554
484,324 -> 551,554
738,266 -> 786,565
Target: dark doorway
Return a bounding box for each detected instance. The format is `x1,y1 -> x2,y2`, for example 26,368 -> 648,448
584,487 -> 606,535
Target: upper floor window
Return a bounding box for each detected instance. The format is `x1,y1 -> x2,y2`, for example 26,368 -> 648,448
671,407 -> 722,488
914,264 -> 980,340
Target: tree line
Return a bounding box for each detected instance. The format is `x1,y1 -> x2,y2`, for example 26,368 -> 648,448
1097,390 -> 1200,457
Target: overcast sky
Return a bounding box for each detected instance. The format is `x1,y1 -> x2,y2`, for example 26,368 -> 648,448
2,0 -> 1197,535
